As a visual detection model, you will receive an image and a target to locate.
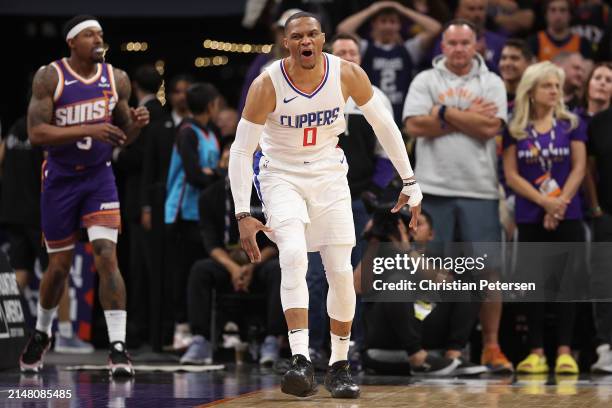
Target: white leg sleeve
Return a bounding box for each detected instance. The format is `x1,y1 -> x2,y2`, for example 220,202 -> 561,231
276,218 -> 310,311
87,226 -> 119,243
320,245 -> 356,322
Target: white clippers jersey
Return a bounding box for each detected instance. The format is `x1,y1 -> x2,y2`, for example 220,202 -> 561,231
261,52 -> 346,163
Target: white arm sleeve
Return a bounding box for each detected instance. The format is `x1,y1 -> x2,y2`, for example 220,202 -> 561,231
358,93 -> 414,180
229,118 -> 264,214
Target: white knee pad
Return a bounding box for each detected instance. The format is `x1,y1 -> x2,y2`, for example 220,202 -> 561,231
87,226 -> 118,243
276,219 -> 309,311
321,245 -> 356,322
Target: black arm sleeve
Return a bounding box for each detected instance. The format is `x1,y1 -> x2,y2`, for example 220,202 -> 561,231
177,128 -> 217,189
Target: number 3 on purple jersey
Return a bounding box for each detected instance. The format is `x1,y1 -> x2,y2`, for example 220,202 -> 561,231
77,136 -> 93,150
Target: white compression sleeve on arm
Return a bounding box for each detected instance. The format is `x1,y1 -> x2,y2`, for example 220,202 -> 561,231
359,93 -> 414,180
229,118 -> 264,214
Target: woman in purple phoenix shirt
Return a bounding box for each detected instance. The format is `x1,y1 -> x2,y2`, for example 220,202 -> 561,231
502,61 -> 587,375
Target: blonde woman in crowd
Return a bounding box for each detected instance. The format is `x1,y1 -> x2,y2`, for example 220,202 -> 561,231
502,61 -> 587,375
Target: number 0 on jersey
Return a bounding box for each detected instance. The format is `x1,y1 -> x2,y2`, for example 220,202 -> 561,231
303,127 -> 317,146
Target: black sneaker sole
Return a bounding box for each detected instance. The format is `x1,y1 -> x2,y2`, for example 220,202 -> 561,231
324,383 -> 361,399
281,372 -> 317,397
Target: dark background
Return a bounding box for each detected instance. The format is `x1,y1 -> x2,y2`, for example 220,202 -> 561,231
0,0 -> 367,130
0,2 -> 271,129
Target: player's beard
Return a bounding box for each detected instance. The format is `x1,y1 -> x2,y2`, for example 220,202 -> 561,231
299,53 -> 316,70
301,61 -> 316,70
92,46 -> 106,63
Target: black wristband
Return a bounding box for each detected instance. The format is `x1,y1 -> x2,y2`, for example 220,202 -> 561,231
403,180 -> 417,187
438,105 -> 447,129
236,213 -> 252,222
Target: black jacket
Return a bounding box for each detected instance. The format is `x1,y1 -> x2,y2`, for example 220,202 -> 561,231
114,98 -> 166,222
199,177 -> 270,254
140,111 -> 178,212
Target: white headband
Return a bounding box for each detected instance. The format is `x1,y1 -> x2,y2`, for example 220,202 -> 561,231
66,20 -> 102,40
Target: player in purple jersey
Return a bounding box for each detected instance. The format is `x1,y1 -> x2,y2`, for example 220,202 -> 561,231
20,15 -> 149,377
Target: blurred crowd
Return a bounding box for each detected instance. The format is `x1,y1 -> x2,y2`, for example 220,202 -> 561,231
2,0 -> 612,376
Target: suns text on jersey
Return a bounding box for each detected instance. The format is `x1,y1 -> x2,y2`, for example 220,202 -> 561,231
280,107 -> 340,128
54,97 -> 112,126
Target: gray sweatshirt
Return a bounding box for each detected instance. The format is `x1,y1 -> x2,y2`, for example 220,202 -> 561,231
402,54 -> 507,200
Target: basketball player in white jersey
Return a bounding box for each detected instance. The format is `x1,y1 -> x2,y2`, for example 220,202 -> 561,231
229,12 -> 422,398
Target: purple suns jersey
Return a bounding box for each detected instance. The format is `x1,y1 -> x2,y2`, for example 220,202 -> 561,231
48,58 -> 118,170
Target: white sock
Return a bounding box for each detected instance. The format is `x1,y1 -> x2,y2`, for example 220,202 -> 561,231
58,321 -> 73,338
329,332 -> 350,365
104,310 -> 127,344
288,329 -> 310,361
35,304 -> 57,336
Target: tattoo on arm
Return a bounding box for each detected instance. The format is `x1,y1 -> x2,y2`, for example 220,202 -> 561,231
112,68 -> 133,131
27,65 -> 57,131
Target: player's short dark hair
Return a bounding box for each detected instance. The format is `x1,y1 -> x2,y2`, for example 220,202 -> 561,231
62,15 -> 98,39
133,65 -> 163,94
168,74 -> 194,93
186,83 -> 220,115
442,18 -> 479,37
284,11 -> 322,33
330,32 -> 360,48
503,39 -> 534,62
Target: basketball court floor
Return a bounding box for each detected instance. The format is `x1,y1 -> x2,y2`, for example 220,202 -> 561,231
2,350 -> 612,407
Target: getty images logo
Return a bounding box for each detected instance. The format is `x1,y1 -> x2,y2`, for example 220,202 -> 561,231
100,202 -> 120,210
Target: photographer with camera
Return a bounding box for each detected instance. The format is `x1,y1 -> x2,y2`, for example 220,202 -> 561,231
355,181 -> 486,376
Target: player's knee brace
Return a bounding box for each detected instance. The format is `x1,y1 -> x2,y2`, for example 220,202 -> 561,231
276,219 -> 309,311
279,243 -> 309,311
326,267 -> 356,322
321,245 -> 356,322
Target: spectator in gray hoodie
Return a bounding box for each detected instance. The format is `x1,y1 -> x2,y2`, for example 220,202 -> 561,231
403,19 -> 512,374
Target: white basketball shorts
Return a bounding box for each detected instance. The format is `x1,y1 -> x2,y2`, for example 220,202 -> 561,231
253,148 -> 356,252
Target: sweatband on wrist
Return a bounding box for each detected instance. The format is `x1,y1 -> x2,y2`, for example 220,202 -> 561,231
402,181 -> 423,207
